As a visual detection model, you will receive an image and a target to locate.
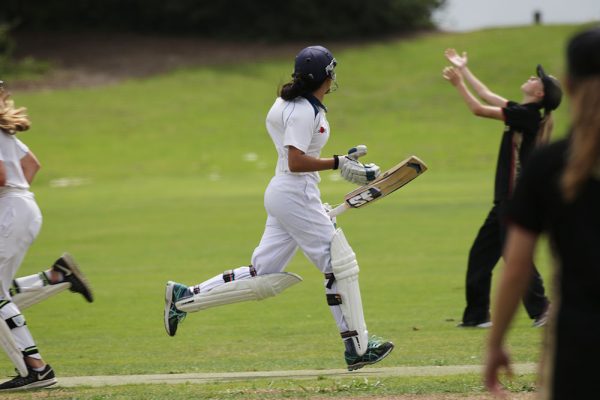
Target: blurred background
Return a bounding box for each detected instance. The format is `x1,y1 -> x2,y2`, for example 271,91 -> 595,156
434,0 -> 600,31
1,0 -> 598,89
0,0 -> 599,389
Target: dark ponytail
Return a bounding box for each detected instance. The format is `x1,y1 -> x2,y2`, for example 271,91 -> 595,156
279,74 -> 323,101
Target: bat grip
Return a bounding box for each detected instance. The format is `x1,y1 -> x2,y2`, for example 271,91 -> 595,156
327,203 -> 349,218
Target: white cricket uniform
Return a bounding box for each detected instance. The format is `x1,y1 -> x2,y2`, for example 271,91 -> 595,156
0,131 -> 42,297
0,130 -> 42,359
193,95 -> 349,332
251,95 -> 335,274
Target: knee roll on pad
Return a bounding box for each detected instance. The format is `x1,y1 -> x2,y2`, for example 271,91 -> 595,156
329,228 -> 368,356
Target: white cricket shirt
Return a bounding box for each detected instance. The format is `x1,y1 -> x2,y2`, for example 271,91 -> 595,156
0,130 -> 30,194
266,95 -> 330,182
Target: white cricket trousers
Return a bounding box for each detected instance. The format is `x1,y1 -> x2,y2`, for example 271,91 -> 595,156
252,174 -> 335,274
0,193 -> 42,298
0,193 -> 43,360
193,174 -> 350,332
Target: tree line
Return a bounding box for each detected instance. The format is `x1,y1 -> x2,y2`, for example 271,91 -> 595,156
2,0 -> 444,40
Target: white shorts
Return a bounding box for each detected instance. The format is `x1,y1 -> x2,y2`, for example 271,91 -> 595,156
251,174 -> 335,274
0,194 -> 42,299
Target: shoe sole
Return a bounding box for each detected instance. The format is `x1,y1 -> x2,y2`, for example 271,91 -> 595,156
61,253 -> 94,303
0,378 -> 57,391
347,343 -> 395,371
457,322 -> 492,328
164,282 -> 175,337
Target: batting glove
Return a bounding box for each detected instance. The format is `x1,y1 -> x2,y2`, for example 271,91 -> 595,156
334,145 -> 381,186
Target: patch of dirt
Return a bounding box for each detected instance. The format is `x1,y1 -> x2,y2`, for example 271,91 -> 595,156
9,32 -> 312,91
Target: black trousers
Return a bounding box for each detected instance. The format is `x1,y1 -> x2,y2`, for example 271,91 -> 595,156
462,202 -> 549,324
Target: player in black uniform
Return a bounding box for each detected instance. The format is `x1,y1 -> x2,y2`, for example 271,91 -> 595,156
485,25 -> 600,399
443,49 -> 562,328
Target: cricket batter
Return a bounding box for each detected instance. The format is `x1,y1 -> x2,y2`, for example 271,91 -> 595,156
0,83 -> 93,391
165,46 -> 394,371
443,49 -> 561,328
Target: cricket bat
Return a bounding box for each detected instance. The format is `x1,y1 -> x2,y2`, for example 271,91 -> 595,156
328,155 -> 428,218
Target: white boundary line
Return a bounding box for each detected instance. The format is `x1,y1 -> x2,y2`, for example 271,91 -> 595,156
56,363 -> 536,387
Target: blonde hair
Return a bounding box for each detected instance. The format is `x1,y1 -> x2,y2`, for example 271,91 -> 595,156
0,89 -> 31,135
561,77 -> 600,201
536,112 -> 554,146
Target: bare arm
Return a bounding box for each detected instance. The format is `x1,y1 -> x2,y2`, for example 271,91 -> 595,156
444,49 -> 508,107
20,151 -> 41,184
0,161 -> 6,186
443,67 -> 504,120
288,146 -> 335,172
484,225 -> 538,394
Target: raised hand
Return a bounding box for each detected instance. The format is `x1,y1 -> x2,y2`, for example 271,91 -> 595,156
445,48 -> 468,69
442,66 -> 463,86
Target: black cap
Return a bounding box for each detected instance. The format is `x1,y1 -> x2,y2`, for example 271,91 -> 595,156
567,26 -> 600,79
536,64 -> 562,111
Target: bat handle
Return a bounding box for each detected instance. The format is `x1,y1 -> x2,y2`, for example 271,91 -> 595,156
328,203 -> 349,218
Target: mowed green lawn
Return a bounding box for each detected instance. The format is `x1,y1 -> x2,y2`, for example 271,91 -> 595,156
0,24 -> 583,395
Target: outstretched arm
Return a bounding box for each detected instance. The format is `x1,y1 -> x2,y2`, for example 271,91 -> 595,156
445,49 -> 508,107
443,67 -> 504,120
484,225 -> 538,395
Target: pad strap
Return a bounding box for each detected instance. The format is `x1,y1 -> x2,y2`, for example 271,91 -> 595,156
22,345 -> 39,357
340,330 -> 359,339
223,266 -> 257,283
326,293 -> 342,305
5,314 -> 26,329
223,270 -> 235,282
324,273 -> 336,289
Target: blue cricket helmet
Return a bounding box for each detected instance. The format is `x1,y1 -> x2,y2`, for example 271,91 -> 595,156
293,46 -> 337,84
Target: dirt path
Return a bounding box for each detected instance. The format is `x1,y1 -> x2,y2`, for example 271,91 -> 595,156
55,362 -> 536,387
40,363 -> 537,399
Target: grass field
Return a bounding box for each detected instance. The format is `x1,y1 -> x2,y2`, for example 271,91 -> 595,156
1,24 -> 586,398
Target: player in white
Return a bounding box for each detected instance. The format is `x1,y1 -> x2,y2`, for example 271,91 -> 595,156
165,46 -> 394,371
0,83 -> 93,391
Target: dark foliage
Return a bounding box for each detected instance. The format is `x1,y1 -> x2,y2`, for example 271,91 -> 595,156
1,0 -> 444,40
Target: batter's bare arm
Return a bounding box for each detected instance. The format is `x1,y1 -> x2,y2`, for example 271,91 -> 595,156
288,146 -> 335,172
288,145 -> 381,185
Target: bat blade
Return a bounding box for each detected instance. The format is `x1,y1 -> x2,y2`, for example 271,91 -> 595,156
328,155 -> 427,217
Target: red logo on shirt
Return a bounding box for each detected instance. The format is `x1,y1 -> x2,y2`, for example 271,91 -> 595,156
319,126 -> 326,134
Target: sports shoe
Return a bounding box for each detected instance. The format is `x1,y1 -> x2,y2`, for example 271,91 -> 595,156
457,320 -> 492,328
532,308 -> 549,328
52,253 -> 94,303
0,364 -> 56,391
164,281 -> 189,337
345,336 -> 394,371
